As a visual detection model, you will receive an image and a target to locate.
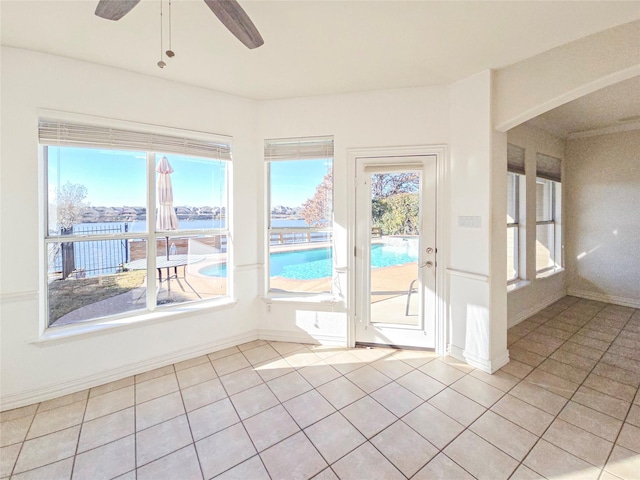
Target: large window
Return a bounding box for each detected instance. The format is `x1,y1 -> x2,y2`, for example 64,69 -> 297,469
536,153 -> 562,274
41,117 -> 231,327
507,144 -> 525,283
265,136 -> 334,294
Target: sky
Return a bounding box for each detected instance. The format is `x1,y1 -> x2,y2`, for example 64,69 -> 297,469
47,147 -> 330,208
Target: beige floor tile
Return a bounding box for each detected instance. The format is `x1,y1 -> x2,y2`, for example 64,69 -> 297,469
241,344 -> 280,366
136,391 -> 185,431
260,431 -> 327,480
617,423 -> 640,453
137,445 -> 203,480
84,386 -> 134,422
243,405 -> 300,452
550,349 -> 599,371
412,453 -> 474,480
498,359 -> 534,379
470,410 -> 537,461
396,370 -> 446,400
196,423 -> 257,479
490,393 -> 554,436
345,365 -> 392,393
89,377 -> 134,398
317,377 -> 366,410
340,396 -> 396,439
605,444 -> 640,480
371,421 -> 438,477
27,400 -> 86,439
350,347 -> 394,363
238,340 -> 268,351
173,355 -> 210,372
437,356 -> 475,373
444,430 -> 518,480
313,467 -> 340,480
512,337 -> 558,357
428,388 -> 485,426
219,367 -> 263,396
558,401 -> 623,442
323,351 -> 366,375
136,415 -> 192,466
282,348 -> 324,369
135,374 -> 179,404
572,385 -> 631,420
187,398 -> 240,441
176,363 -> 216,390
559,341 -> 603,361
509,464 -> 545,479
331,442 -> 404,480
524,439 -> 601,480
418,360 -> 466,385
72,434 -> 135,480
450,375 -> 504,408
592,363 -> 640,388
135,365 -> 174,384
603,353 -> 640,374
253,357 -> 296,383
267,371 -> 313,403
524,368 -> 580,399
569,334 -> 611,352
583,373 -> 637,402
215,455 -> 269,480
470,369 -> 519,392
508,347 -> 547,368
371,382 -> 422,417
627,404 -> 640,427
298,361 -> 341,388
510,379 -> 568,415
210,352 -> 251,376
390,349 -> 438,368
38,391 -> 88,413
206,346 -> 241,362
0,443 -> 21,478
0,415 -> 33,447
230,384 -> 279,420
12,458 -> 73,480
538,358 -> 590,384
305,412 -> 366,463
283,390 -> 336,429
181,378 -> 227,412
543,418 -> 613,467
78,407 -> 134,453
370,355 -> 414,380
403,402 -> 465,449
13,425 -> 79,474
536,325 -> 574,340
0,404 -> 37,423
269,341 -> 307,356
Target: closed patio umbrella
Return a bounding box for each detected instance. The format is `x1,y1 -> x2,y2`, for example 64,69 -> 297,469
156,156 -> 179,259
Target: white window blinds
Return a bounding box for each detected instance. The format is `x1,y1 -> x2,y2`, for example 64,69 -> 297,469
507,144 -> 525,175
264,136 -> 334,161
39,118 -> 232,161
536,153 -> 562,182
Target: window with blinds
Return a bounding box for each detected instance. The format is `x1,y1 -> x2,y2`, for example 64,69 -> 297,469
535,152 -> 562,274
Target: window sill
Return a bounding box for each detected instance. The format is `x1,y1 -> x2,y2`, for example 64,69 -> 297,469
261,293 -> 344,307
32,297 -> 238,346
507,280 -> 530,293
536,267 -> 564,280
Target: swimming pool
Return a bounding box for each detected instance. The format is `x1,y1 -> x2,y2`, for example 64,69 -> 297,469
200,244 -> 418,280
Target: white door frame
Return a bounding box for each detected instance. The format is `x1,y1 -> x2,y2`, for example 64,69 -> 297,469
347,145 -> 449,355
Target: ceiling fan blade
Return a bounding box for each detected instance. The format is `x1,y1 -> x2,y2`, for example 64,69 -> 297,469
95,0 -> 141,21
203,0 -> 264,49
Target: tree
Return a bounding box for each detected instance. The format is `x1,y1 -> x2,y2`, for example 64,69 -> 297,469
301,171 -> 332,227
371,173 -> 418,199
55,182 -> 88,279
377,193 -> 419,235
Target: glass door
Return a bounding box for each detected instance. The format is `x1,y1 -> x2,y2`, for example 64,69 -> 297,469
355,156 -> 437,349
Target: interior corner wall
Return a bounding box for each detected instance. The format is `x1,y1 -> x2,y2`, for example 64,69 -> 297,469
565,129 -> 640,308
0,47 -> 262,408
506,124 -> 567,326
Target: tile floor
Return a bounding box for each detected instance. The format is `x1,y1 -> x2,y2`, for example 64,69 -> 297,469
1,296 -> 639,479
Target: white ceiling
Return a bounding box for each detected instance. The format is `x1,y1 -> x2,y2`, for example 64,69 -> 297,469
526,76 -> 640,138
1,1 -> 639,100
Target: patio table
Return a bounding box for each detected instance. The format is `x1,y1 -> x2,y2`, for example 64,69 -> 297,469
126,254 -> 203,298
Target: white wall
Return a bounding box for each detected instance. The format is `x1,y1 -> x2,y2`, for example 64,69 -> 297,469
257,87 -> 450,344
506,124 -> 567,326
0,47 -> 262,408
565,129 -> 640,307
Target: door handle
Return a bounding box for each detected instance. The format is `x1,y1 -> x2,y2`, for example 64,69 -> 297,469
420,261 -> 434,268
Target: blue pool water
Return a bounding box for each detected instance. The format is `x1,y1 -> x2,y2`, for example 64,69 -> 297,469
200,244 -> 417,280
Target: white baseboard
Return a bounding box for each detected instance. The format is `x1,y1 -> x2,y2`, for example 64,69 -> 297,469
449,345 -> 466,363
508,289 -> 567,328
463,349 -> 510,374
0,330 -> 258,411
567,289 -> 640,309
258,329 -> 346,346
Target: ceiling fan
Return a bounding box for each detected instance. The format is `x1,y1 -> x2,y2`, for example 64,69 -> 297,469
95,0 -> 264,49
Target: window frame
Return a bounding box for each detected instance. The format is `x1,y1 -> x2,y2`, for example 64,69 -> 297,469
40,114 -> 233,329
264,137 -> 335,297
535,177 -> 561,275
507,171 -> 521,284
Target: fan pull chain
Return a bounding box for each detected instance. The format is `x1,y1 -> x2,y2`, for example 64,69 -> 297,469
157,0 -> 166,68
166,0 -> 175,58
